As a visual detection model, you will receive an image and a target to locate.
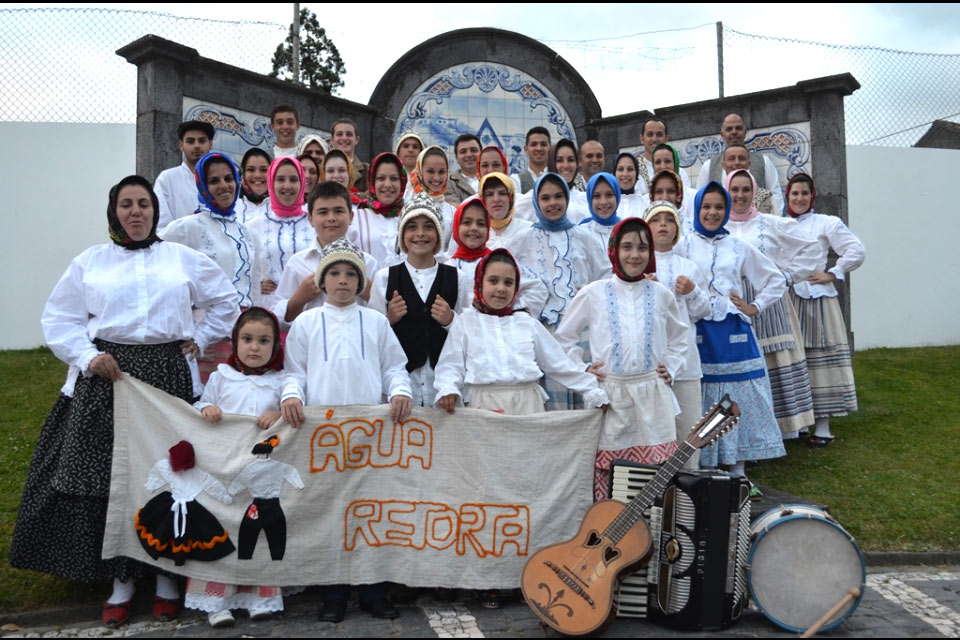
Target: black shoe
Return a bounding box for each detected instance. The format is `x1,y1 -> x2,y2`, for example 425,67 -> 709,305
360,598 -> 400,620
317,600 -> 347,623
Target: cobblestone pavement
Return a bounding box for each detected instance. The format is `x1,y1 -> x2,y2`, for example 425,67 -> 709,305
2,567 -> 958,638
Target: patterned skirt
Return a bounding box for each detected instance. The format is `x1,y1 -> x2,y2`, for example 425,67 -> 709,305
696,315 -> 786,467
185,579 -> 283,613
9,340 -> 194,583
790,293 -> 858,417
742,281 -> 815,435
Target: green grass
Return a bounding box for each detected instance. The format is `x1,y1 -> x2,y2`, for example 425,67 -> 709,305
750,345 -> 960,552
1,346 -> 957,612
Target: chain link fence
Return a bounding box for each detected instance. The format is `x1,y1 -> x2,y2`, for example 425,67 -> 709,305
0,7 -> 285,124
723,26 -> 960,147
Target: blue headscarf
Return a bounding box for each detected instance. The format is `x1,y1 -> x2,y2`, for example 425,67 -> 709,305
195,152 -> 240,217
531,172 -> 575,232
693,181 -> 731,238
581,172 -> 622,227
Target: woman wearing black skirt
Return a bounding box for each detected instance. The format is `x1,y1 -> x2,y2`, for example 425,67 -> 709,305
9,175 -> 238,627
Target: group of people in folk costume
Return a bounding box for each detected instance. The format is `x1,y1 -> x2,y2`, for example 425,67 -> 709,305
10,104 -> 865,627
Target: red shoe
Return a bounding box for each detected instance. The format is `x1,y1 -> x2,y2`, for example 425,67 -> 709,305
153,595 -> 181,622
102,601 -> 131,628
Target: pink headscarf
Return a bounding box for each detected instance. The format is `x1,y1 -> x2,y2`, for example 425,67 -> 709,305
267,156 -> 306,218
725,169 -> 760,222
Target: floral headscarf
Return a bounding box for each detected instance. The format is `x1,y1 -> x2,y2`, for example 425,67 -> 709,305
450,198 -> 491,262
409,146 -> 450,202
227,307 -> 284,375
358,152 -> 407,217
472,248 -> 520,317
607,218 -> 657,283
650,169 -> 685,207
195,152 -> 240,217
107,175 -> 162,250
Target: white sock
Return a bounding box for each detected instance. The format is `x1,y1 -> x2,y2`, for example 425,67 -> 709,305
814,417 -> 832,439
107,578 -> 135,604
728,461 -> 746,477
155,574 -> 179,600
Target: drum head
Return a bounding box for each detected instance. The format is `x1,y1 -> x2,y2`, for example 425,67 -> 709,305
748,515 -> 865,632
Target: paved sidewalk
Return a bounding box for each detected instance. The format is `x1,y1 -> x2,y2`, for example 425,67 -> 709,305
2,566 -> 958,638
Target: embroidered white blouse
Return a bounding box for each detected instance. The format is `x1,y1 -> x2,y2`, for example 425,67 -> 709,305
791,212 -> 865,299
433,308 -> 609,408
653,250 -> 711,381
554,278 -> 690,384
725,213 -> 820,287
281,302 -> 412,405
160,211 -> 266,309
272,238 -> 378,325
509,225 -> 610,327
42,242 -> 238,392
675,231 -> 787,322
194,364 -> 283,416
236,196 -> 269,226
246,210 -> 315,311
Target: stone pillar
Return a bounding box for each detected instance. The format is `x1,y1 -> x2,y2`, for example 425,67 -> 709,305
117,36 -> 198,182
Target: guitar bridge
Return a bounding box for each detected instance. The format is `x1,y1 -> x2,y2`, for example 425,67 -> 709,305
545,561 -> 596,608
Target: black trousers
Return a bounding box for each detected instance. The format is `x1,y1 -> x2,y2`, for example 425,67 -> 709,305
237,498 -> 286,560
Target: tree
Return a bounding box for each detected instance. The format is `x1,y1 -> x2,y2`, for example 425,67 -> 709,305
270,8 -> 346,94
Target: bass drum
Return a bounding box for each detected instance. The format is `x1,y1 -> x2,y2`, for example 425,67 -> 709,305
747,504 -> 865,633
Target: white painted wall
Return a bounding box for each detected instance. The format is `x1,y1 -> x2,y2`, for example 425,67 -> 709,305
0,125 -> 956,350
847,145 -> 960,349
0,122 -> 136,349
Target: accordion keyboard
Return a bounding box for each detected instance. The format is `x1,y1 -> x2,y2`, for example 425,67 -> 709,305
610,464 -> 659,619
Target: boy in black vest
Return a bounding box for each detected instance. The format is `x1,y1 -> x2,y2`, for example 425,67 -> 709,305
369,195 -> 473,407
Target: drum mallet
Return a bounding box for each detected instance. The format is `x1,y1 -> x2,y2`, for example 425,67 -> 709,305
799,587 -> 861,638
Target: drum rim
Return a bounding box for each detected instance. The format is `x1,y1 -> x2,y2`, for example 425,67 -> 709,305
747,508 -> 866,634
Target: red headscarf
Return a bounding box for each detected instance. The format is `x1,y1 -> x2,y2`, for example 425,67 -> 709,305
608,218 -> 657,283
478,145 -> 509,180
227,307 -> 284,375
472,248 -> 520,317
358,152 -> 407,217
450,198 -> 491,261
785,173 -> 816,217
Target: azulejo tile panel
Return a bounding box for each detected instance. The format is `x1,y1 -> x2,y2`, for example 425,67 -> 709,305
393,62 -> 578,175
619,121 -> 813,187
182,97 -> 329,165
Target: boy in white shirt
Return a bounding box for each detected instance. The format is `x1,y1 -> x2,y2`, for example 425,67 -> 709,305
155,120 -> 213,231
280,237 -> 411,623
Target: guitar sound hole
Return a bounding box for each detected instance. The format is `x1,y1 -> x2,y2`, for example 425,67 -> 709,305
585,531 -> 602,547
603,546 -> 620,564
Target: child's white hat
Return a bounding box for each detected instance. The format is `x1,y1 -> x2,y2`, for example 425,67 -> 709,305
644,200 -> 683,247
396,193 -> 444,255
315,237 -> 367,294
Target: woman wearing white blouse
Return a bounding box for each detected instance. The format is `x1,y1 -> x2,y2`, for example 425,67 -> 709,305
785,173 -> 865,447
10,176 -> 237,628
675,182 -> 786,483
724,169 -> 820,439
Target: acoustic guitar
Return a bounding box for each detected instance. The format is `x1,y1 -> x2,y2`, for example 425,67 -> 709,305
520,395 -> 741,636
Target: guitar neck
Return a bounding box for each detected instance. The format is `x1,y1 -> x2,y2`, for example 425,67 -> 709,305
602,441 -> 696,543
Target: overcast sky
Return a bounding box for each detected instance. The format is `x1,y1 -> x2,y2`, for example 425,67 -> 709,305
11,3 -> 960,118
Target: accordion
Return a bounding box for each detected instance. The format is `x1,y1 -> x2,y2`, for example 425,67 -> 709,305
609,461 -> 751,630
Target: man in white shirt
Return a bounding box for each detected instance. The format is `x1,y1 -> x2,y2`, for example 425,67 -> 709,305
271,104 -> 300,158
637,118 -> 691,194
580,140 -> 605,183
331,118 -> 369,192
155,120 -> 213,232
514,126 -> 550,194
444,134 -> 481,206
696,113 -> 784,214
